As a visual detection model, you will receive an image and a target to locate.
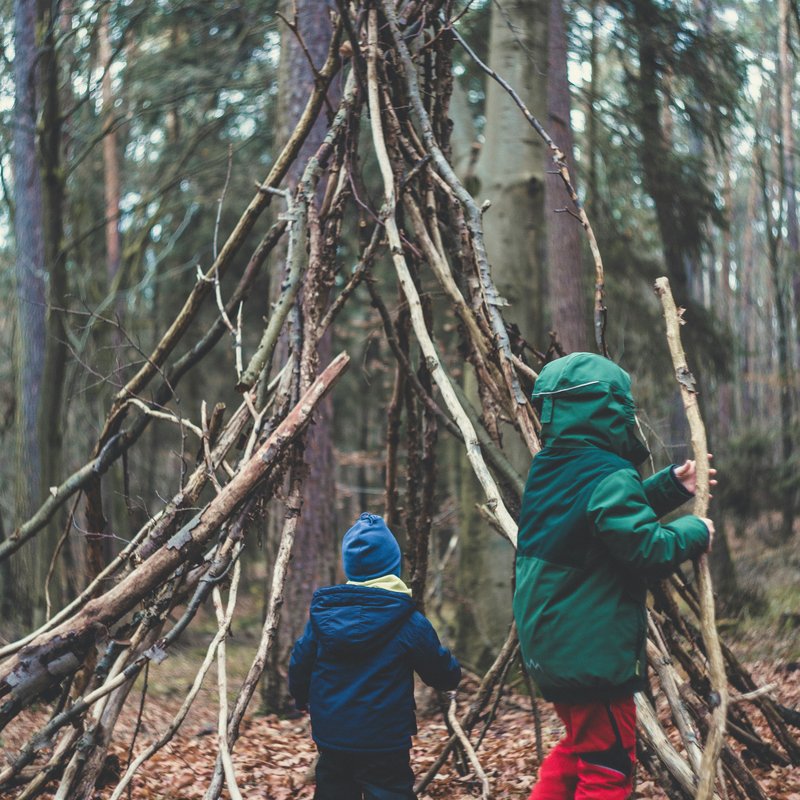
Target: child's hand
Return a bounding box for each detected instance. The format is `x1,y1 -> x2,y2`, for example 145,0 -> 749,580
700,517 -> 715,552
674,454 -> 718,497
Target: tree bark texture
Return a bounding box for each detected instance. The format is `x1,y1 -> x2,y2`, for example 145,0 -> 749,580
10,0 -> 48,628
778,0 -> 799,528
263,0 -> 339,713
461,0 -> 549,667
757,143 -> 795,538
475,0 -> 549,349
38,0 -> 69,511
633,0 -> 690,303
100,9 -> 123,290
545,0 -> 589,352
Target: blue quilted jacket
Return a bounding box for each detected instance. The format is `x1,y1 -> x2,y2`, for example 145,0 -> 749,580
288,584 -> 461,752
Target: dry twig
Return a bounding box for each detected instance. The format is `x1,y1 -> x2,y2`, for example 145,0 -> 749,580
447,692 -> 491,799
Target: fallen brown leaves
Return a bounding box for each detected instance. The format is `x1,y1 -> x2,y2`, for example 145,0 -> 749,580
1,661 -> 798,799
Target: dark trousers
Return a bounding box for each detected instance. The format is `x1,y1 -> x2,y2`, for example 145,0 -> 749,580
314,748 -> 415,800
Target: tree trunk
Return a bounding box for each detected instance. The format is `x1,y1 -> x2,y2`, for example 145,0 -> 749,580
474,0 -> 549,348
38,0 -> 71,620
96,7 -> 124,570
739,160 -> 760,421
9,0 -> 48,629
459,0 -> 549,669
100,9 -> 123,295
633,0 -> 689,302
545,0 -> 589,352
586,0 -> 600,204
262,0 -> 338,712
779,0 -> 800,275
718,145 -> 734,437
778,0 -> 798,532
455,370 -> 516,671
38,0 -> 68,487
758,142 -> 795,540
448,78 -> 478,182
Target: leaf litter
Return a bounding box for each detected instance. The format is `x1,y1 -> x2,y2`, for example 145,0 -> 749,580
0,660 -> 797,799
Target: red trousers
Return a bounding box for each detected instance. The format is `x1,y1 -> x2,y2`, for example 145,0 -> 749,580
529,696 -> 636,800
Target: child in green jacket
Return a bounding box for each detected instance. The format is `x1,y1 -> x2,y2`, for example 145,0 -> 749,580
513,353 -> 715,799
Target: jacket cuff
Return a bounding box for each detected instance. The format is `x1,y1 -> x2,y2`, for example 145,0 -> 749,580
643,465 -> 692,518
671,514 -> 710,556
668,465 -> 694,498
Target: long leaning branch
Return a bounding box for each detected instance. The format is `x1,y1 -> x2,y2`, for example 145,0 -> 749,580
107,547 -> 244,800
366,9 -> 518,547
655,276 -> 728,800
381,0 -> 540,455
0,353 -> 350,732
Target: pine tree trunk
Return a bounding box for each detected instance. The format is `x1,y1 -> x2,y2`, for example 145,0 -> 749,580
778,0 -> 798,534
634,0 -> 688,301
38,0 -> 71,619
100,10 -> 123,295
262,0 -> 338,712
545,0 -> 589,352
459,0 -> 549,669
96,7 -> 124,571
586,0 -> 600,204
474,0 -> 549,348
759,139 -> 795,540
38,0 -> 68,490
9,0 -> 48,629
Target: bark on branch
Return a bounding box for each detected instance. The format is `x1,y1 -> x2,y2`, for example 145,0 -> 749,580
0,352 -> 350,732
380,0 -> 540,455
655,276 -> 728,800
367,9 -> 518,546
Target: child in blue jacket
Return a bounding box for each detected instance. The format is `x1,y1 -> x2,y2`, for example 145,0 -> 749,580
289,512 -> 461,800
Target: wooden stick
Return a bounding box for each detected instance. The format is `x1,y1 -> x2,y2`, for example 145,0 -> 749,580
447,693 -> 491,799
655,276 -> 728,800
636,693 -> 720,800
730,684 -> 778,704
647,633 -> 704,772
212,570 -> 243,800
415,624 -> 519,794
108,547 -> 243,800
366,9 -> 518,546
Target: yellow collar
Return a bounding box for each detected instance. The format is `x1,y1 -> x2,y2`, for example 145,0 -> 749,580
346,574 -> 412,596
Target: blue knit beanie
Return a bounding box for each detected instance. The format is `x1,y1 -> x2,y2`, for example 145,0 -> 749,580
342,512 -> 402,581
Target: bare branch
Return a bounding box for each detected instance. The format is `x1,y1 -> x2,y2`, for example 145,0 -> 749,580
655,276 -> 728,800
447,693 -> 491,799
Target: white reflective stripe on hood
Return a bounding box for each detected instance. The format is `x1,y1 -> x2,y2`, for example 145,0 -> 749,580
531,380 -> 602,397
347,574 -> 413,596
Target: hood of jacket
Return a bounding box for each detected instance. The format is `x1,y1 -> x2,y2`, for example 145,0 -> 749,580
310,584 -> 415,658
532,352 -> 649,465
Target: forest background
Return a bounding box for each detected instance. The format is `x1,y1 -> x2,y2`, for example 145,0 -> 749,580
0,0 -> 799,797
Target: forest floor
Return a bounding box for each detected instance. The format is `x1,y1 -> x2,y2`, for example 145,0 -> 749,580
2,661 -> 798,799
2,530 -> 799,799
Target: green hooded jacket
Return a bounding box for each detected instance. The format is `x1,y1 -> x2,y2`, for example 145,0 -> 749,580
513,353 -> 709,703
